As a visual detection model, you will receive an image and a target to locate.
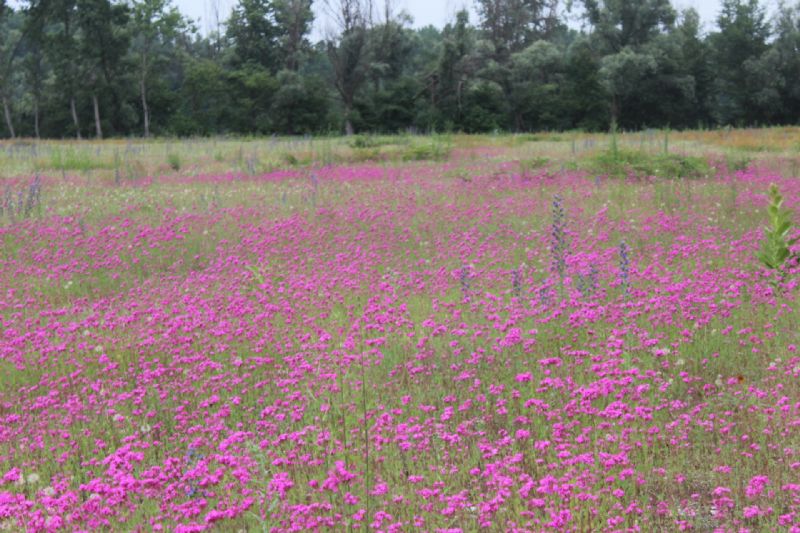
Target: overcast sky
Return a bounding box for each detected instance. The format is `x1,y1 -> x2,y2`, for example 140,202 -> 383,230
180,0 -> 733,37
6,0 -> 781,35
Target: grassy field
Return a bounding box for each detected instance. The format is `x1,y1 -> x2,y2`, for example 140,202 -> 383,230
1,128 -> 799,531
0,127 -> 797,179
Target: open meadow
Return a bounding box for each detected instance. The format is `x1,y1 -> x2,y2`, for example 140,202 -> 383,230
1,129 -> 800,531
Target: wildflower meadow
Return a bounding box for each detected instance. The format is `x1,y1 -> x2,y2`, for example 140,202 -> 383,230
1,132 -> 799,531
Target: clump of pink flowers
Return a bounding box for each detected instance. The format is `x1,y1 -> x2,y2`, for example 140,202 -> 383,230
1,160 -> 799,531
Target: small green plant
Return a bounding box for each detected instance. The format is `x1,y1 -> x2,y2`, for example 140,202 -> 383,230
167,152 -> 182,171
282,152 -> 299,166
348,135 -> 379,149
402,139 -> 451,161
756,184 -> 798,275
725,154 -> 751,172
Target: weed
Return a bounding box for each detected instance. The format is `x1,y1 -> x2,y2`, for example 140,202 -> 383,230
167,152 -> 182,171
756,184 -> 798,279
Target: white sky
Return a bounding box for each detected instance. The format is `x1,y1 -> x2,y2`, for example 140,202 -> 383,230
181,0 -> 733,37
8,0 -> 780,36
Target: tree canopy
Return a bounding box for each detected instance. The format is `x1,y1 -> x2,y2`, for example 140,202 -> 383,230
0,0 -> 798,138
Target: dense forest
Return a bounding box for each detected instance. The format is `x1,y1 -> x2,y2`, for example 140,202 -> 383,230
0,0 -> 798,138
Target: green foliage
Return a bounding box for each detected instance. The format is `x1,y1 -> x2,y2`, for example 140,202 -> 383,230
274,0 -> 314,71
510,40 -> 568,131
226,0 -> 280,71
725,154 -> 751,171
269,71 -> 329,134
475,0 -> 561,58
772,4 -> 800,123
172,59 -> 233,136
355,78 -> 420,133
460,80 -> 510,133
756,184 -> 798,272
585,148 -> 710,179
583,0 -> 676,51
599,48 -> 657,124
516,133 -> 564,143
349,135 -> 380,149
166,152 -> 181,171
281,152 -> 300,166
226,65 -> 279,134
402,138 -> 451,161
1,0 -> 799,138
46,147 -> 111,171
709,0 -> 772,125
557,40 -> 607,131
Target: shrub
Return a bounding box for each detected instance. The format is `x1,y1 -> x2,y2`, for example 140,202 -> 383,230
585,149 -> 710,179
349,135 -> 379,149
402,140 -> 451,162
167,152 -> 182,171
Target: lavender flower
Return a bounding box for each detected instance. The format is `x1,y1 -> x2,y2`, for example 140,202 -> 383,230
551,195 -> 568,280
619,240 -> 631,298
512,267 -> 522,298
459,264 -> 472,302
577,264 -> 599,299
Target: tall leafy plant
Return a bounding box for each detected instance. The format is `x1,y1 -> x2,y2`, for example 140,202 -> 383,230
757,184 -> 798,277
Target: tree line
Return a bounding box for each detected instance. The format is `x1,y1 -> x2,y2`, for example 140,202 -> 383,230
0,0 -> 798,138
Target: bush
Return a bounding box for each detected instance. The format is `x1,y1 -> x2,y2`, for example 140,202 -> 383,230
585,149 -> 710,179
349,135 -> 379,149
167,153 -> 182,171
402,139 -> 451,162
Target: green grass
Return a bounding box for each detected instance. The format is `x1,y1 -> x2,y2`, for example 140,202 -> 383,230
1,128 -> 797,183
42,146 -> 114,172
583,148 -> 712,179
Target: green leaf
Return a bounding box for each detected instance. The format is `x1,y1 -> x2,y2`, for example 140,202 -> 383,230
768,204 -> 779,218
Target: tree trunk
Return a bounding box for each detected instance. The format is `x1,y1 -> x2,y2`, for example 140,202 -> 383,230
344,103 -> 354,136
33,100 -> 40,139
610,95 -> 619,128
2,95 -> 14,139
92,93 -> 103,139
70,97 -> 82,140
141,78 -> 150,138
